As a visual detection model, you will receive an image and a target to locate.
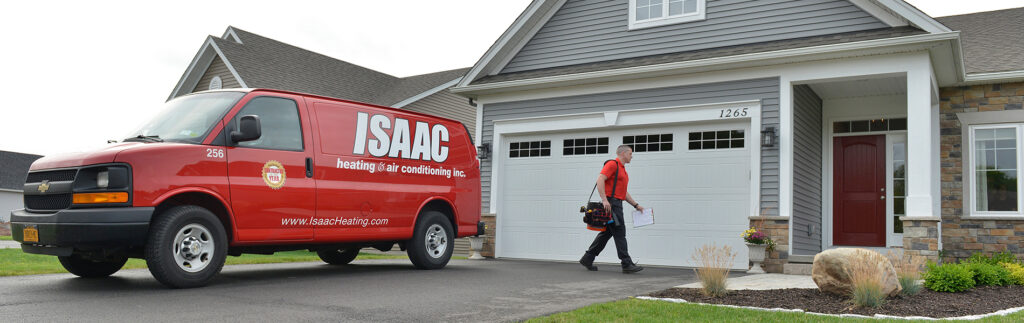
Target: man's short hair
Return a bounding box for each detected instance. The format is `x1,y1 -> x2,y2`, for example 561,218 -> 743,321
616,145 -> 632,155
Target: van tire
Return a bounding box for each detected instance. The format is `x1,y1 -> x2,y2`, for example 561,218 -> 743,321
58,254 -> 127,278
407,210 -> 453,269
145,205 -> 227,288
317,248 -> 360,265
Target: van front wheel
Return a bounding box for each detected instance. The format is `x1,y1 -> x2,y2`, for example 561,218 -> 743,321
58,254 -> 127,278
145,205 -> 227,288
407,211 -> 453,269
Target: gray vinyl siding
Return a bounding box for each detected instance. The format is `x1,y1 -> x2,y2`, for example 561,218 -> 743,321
502,0 -> 889,73
480,77 -> 780,214
791,85 -> 823,255
192,56 -> 241,93
401,89 -> 477,143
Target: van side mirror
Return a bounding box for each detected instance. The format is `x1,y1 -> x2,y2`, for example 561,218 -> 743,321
231,115 -> 262,143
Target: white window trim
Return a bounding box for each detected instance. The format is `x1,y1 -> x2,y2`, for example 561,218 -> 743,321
887,134 -> 906,247
967,124 -> 1024,218
628,0 -> 706,30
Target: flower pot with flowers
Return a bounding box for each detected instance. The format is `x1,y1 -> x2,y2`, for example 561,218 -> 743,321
742,227 -> 775,273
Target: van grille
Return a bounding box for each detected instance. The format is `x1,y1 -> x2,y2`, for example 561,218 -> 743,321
25,194 -> 73,210
25,170 -> 77,183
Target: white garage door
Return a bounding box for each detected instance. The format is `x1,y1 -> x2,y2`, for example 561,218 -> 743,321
497,121 -> 751,269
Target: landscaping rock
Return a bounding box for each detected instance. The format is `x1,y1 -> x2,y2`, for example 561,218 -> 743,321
811,248 -> 901,297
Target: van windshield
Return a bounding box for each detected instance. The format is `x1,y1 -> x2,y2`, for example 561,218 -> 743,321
125,92 -> 246,144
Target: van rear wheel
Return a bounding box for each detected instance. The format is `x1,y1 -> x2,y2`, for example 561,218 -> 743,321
145,205 -> 227,288
317,248 -> 360,265
58,254 -> 127,278
407,211 -> 453,269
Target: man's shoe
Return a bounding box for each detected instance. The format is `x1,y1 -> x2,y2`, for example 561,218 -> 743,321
622,264 -> 644,273
579,258 -> 598,271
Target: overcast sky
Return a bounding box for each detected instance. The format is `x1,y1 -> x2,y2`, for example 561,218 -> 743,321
0,0 -> 1019,157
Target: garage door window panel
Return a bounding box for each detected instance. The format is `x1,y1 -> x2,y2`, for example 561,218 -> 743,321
564,137 -> 608,156
688,130 -> 744,150
624,134 -> 672,153
509,140 -> 551,158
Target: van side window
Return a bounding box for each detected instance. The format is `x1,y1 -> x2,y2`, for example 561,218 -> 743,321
235,97 -> 303,151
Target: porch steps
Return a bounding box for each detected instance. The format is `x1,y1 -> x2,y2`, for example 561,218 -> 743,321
782,255 -> 814,275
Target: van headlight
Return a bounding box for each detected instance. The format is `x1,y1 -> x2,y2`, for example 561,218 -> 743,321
72,164 -> 131,206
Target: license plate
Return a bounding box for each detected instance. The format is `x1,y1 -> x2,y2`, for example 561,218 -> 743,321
23,227 -> 38,243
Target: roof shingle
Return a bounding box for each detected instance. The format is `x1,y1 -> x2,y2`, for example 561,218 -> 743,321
0,151 -> 42,191
936,7 -> 1024,74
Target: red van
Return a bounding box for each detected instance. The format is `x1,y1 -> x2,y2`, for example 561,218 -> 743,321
10,89 -> 482,288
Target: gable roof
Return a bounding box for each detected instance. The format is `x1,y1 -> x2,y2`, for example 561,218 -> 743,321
0,151 -> 42,191
169,27 -> 469,107
936,7 -> 1024,75
455,0 -> 967,92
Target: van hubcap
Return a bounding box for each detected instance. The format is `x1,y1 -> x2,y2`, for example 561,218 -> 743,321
425,224 -> 447,259
173,224 -> 214,273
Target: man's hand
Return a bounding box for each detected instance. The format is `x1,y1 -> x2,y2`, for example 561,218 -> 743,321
636,205 -> 645,212
602,200 -> 611,213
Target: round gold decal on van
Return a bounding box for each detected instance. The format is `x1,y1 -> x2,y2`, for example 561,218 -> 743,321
262,160 -> 286,189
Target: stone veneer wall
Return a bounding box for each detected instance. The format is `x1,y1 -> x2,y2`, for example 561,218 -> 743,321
938,82 -> 1024,262
480,213 -> 496,257
750,216 -> 789,273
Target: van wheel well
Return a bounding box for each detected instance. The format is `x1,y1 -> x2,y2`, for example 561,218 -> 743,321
154,192 -> 233,242
420,200 -> 456,233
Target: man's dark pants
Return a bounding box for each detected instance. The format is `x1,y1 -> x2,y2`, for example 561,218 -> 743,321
582,197 -> 633,267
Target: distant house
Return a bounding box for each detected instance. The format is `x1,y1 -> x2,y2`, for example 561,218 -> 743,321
169,26 -> 475,141
1,151 -> 42,223
453,0 -> 1024,270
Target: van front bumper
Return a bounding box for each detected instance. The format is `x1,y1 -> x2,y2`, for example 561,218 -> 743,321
10,207 -> 154,256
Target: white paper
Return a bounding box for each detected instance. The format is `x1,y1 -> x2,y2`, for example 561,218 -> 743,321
632,208 -> 654,228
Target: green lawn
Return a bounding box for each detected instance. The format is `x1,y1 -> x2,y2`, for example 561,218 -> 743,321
0,235 -> 11,241
0,248 -> 408,276
527,298 -> 1024,323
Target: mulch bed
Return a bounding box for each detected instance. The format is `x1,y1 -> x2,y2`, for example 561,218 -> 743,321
648,286 -> 1024,318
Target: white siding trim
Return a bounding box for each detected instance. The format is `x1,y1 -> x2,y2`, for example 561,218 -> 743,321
873,0 -> 952,33
848,0 -> 909,28
207,41 -> 247,89
491,0 -> 567,75
168,38 -> 248,100
392,77 -> 463,109
458,0 -> 549,88
964,70 -> 1024,85
222,27 -> 242,43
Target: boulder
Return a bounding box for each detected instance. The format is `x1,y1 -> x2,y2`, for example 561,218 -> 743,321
811,248 -> 902,297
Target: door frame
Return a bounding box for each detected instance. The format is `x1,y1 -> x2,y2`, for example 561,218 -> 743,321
823,116 -> 908,249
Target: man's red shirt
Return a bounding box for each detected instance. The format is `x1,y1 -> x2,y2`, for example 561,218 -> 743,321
600,158 -> 628,200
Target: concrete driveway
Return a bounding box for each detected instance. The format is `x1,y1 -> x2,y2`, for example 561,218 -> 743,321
0,258 -> 695,322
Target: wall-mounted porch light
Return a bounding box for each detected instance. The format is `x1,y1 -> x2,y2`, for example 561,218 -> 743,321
761,127 -> 776,148
477,142 -> 491,160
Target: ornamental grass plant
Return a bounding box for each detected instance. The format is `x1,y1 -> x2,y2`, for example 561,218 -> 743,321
691,244 -> 735,298
848,250 -> 888,308
886,251 -> 925,296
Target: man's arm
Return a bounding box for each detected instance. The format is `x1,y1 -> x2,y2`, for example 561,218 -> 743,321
625,192 -> 645,212
596,174 -> 610,212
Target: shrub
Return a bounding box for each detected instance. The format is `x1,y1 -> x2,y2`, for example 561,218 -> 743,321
967,262 -> 1012,286
966,252 -> 1020,265
923,263 -> 975,292
691,244 -> 736,297
1001,262 -> 1024,285
848,250 -> 888,308
887,251 -> 925,296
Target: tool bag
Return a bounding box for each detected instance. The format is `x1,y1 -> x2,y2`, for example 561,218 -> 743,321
579,160 -> 618,231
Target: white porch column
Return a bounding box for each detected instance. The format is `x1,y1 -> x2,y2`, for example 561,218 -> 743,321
905,62 -> 939,218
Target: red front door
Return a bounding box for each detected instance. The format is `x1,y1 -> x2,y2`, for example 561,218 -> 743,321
833,135 -> 886,246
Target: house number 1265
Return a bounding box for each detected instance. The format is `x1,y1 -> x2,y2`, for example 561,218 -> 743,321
719,108 -> 749,118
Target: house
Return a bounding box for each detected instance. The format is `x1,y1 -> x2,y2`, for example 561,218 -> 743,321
169,26 -> 476,141
452,0 -> 1024,271
0,151 -> 42,229
168,26 -> 478,254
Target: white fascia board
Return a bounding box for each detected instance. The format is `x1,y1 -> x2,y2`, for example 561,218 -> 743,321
456,0 -> 550,89
963,70 -> 1024,85
167,37 -> 248,101
848,0 -> 908,27
490,0 -> 567,75
873,0 -> 951,33
392,77 -> 463,109
453,32 -> 960,95
168,36 -> 217,101
222,27 -> 242,44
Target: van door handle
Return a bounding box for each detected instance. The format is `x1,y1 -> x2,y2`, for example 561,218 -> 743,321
305,157 -> 313,178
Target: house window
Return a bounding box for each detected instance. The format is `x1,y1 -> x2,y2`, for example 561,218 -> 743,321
624,134 -> 673,152
564,137 -> 608,156
509,141 -> 551,158
688,130 -> 744,150
893,140 -> 906,233
629,0 -> 705,30
971,126 -> 1020,214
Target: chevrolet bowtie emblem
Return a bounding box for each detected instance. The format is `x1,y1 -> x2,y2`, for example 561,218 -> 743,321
38,180 -> 50,193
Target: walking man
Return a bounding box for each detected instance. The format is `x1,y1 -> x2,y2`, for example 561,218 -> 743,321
580,145 -> 644,273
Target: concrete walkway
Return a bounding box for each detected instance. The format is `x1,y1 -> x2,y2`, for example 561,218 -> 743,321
676,273 -> 817,290
1,240 -> 21,249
